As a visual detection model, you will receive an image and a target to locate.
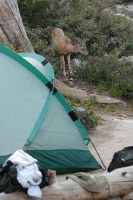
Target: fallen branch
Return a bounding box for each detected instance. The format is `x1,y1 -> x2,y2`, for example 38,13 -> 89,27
1,166 -> 133,200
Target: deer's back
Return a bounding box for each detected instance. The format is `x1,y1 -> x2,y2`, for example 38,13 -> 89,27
52,28 -> 71,54
52,28 -> 65,44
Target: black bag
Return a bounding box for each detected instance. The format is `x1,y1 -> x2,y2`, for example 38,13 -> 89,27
107,146 -> 133,172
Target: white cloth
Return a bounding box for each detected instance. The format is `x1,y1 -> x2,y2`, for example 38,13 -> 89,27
28,185 -> 42,198
5,149 -> 37,166
16,163 -> 42,187
4,150 -> 43,198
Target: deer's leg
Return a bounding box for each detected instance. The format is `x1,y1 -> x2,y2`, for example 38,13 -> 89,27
60,55 -> 66,76
66,54 -> 73,75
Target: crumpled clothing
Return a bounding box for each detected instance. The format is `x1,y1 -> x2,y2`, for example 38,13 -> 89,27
16,163 -> 42,198
0,150 -> 49,198
66,172 -> 108,193
3,149 -> 37,167
0,161 -> 21,193
28,185 -> 42,198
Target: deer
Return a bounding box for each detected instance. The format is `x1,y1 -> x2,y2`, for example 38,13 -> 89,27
51,28 -> 88,76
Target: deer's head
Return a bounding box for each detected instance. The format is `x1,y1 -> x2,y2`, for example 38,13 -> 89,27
76,38 -> 89,55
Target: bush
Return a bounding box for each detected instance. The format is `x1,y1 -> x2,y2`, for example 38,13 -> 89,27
66,97 -> 101,130
18,0 -> 133,99
76,54 -> 133,98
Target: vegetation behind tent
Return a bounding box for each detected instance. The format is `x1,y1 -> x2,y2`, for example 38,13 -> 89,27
18,0 -> 133,100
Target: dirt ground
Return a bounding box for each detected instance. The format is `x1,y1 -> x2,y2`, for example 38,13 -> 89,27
89,114 -> 133,170
58,76 -> 133,171
58,76 -> 133,200
1,76 -> 132,200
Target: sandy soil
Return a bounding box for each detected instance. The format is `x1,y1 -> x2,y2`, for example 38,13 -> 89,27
89,114 -> 133,170
57,76 -> 133,171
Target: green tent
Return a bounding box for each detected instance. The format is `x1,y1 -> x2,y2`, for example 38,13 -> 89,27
0,45 -> 100,174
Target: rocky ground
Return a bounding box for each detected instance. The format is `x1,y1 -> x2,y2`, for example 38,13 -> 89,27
56,76 -> 133,200
57,76 -> 133,116
56,75 -> 133,168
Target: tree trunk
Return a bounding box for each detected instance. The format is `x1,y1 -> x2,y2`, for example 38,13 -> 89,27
0,0 -> 34,52
1,166 -> 133,200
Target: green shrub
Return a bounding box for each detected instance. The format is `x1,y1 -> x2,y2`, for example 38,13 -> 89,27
98,83 -> 105,93
66,97 -> 101,130
76,54 -> 133,98
18,0 -> 133,99
87,109 -> 101,128
109,86 -> 123,98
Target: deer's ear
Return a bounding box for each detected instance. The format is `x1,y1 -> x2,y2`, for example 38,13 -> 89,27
71,40 -> 76,45
82,38 -> 89,45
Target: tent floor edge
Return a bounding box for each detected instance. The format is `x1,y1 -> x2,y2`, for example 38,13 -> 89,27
26,149 -> 101,175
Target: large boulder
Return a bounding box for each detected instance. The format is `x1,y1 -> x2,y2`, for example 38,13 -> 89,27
119,55 -> 133,62
115,3 -> 133,18
104,2 -> 133,22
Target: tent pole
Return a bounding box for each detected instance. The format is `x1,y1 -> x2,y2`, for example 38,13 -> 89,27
90,138 -> 106,170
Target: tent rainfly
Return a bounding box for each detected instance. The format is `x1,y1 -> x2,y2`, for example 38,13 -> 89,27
0,45 -> 101,174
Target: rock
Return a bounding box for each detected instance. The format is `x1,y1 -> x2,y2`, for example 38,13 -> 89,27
69,77 -> 74,81
105,2 -> 133,21
71,58 -> 81,67
90,94 -> 122,104
119,55 -> 133,64
114,13 -> 133,21
124,55 -> 133,62
73,106 -> 96,130
69,81 -> 74,87
74,106 -> 88,120
55,79 -> 122,105
55,79 -> 89,101
115,4 -> 133,17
